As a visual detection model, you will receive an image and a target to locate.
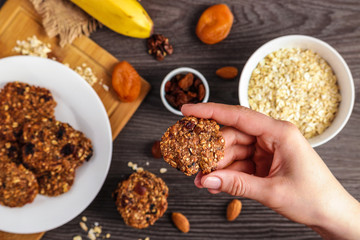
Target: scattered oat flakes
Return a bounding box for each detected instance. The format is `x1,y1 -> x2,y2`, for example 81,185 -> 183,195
73,236 -> 82,240
248,48 -> 341,139
76,218 -> 110,240
74,63 -> 98,86
13,35 -> 51,58
80,221 -> 88,232
160,168 -> 167,174
145,161 -> 150,166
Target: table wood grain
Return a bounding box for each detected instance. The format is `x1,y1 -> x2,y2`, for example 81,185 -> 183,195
0,0 -> 359,239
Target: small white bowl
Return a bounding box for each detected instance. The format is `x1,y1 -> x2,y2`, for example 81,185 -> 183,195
239,35 -> 355,147
161,67 -> 210,116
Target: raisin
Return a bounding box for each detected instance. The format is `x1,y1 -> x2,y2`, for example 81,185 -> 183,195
150,204 -> 157,214
121,195 -> 132,207
85,149 -> 93,162
56,126 -> 65,140
13,129 -> 23,139
40,95 -> 53,102
185,121 -> 195,130
24,143 -> 35,156
16,86 -> 25,95
134,182 -> 147,195
178,73 -> 194,90
61,143 -> 75,156
198,84 -> 205,101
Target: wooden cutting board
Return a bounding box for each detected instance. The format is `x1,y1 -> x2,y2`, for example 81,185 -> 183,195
0,0 -> 151,239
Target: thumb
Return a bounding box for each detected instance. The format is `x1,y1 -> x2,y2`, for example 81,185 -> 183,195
201,169 -> 270,202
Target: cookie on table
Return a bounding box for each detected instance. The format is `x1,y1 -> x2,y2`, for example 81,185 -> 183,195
0,162 -> 39,207
114,170 -> 169,229
160,116 -> 225,176
37,171 -> 75,196
21,117 -> 93,175
0,81 -> 57,141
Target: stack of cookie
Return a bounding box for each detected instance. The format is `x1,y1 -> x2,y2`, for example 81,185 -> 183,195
0,81 -> 93,207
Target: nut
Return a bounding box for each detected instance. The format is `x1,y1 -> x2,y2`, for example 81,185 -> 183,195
226,199 -> 242,221
216,66 -> 238,79
147,34 -> 173,61
171,212 -> 190,233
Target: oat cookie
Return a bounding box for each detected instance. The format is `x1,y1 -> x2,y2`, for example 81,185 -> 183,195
21,118 -> 93,175
37,171 -> 75,196
0,162 -> 39,207
160,116 -> 225,176
0,82 -> 56,141
114,170 -> 169,229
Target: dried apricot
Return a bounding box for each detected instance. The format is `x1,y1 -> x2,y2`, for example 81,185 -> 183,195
196,4 -> 234,45
112,61 -> 141,102
216,66 -> 238,79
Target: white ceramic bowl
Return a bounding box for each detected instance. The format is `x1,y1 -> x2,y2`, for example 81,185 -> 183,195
161,67 -> 210,116
239,35 -> 355,147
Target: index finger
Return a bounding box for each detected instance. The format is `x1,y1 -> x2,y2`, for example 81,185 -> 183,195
181,103 -> 279,137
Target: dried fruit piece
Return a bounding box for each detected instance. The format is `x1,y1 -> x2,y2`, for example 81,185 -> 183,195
178,73 -> 194,90
226,199 -> 242,221
112,61 -> 141,102
171,212 -> 190,233
216,66 -> 239,79
151,140 -> 162,158
196,4 -> 234,44
197,84 -> 205,101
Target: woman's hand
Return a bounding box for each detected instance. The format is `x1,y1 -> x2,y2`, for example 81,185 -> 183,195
182,103 -> 360,240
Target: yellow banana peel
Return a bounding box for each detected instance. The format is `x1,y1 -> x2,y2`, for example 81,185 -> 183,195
71,0 -> 153,38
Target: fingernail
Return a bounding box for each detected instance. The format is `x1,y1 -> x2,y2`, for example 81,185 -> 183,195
203,177 -> 221,189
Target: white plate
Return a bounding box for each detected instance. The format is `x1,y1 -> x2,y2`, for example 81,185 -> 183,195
0,56 -> 113,234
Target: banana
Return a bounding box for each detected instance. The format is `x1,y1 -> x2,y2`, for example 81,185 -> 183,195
71,0 -> 153,38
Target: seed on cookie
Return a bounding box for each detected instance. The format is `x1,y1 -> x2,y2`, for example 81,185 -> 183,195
113,170 -> 169,229
160,116 -> 225,176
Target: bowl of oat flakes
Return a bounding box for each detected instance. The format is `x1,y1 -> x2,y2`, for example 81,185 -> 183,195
239,35 -> 355,147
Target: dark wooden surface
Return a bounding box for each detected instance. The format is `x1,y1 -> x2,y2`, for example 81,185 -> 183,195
1,0 -> 360,239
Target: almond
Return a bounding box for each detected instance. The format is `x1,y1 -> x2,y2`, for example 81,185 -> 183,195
216,66 -> 238,79
226,199 -> 242,221
171,212 -> 190,233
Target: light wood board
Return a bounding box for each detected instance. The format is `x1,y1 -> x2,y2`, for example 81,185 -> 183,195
0,0 -> 151,239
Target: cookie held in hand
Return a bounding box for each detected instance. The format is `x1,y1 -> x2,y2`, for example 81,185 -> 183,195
160,116 -> 225,176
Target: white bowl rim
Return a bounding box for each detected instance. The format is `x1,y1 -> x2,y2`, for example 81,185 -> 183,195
160,67 -> 210,116
238,34 -> 355,147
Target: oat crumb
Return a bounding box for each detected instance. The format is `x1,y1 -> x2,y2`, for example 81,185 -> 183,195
105,233 -> 111,238
73,236 -> 82,240
82,216 -> 87,222
160,168 -> 167,174
80,221 -> 88,232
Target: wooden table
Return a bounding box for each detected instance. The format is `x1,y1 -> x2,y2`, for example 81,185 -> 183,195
0,0 -> 359,239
